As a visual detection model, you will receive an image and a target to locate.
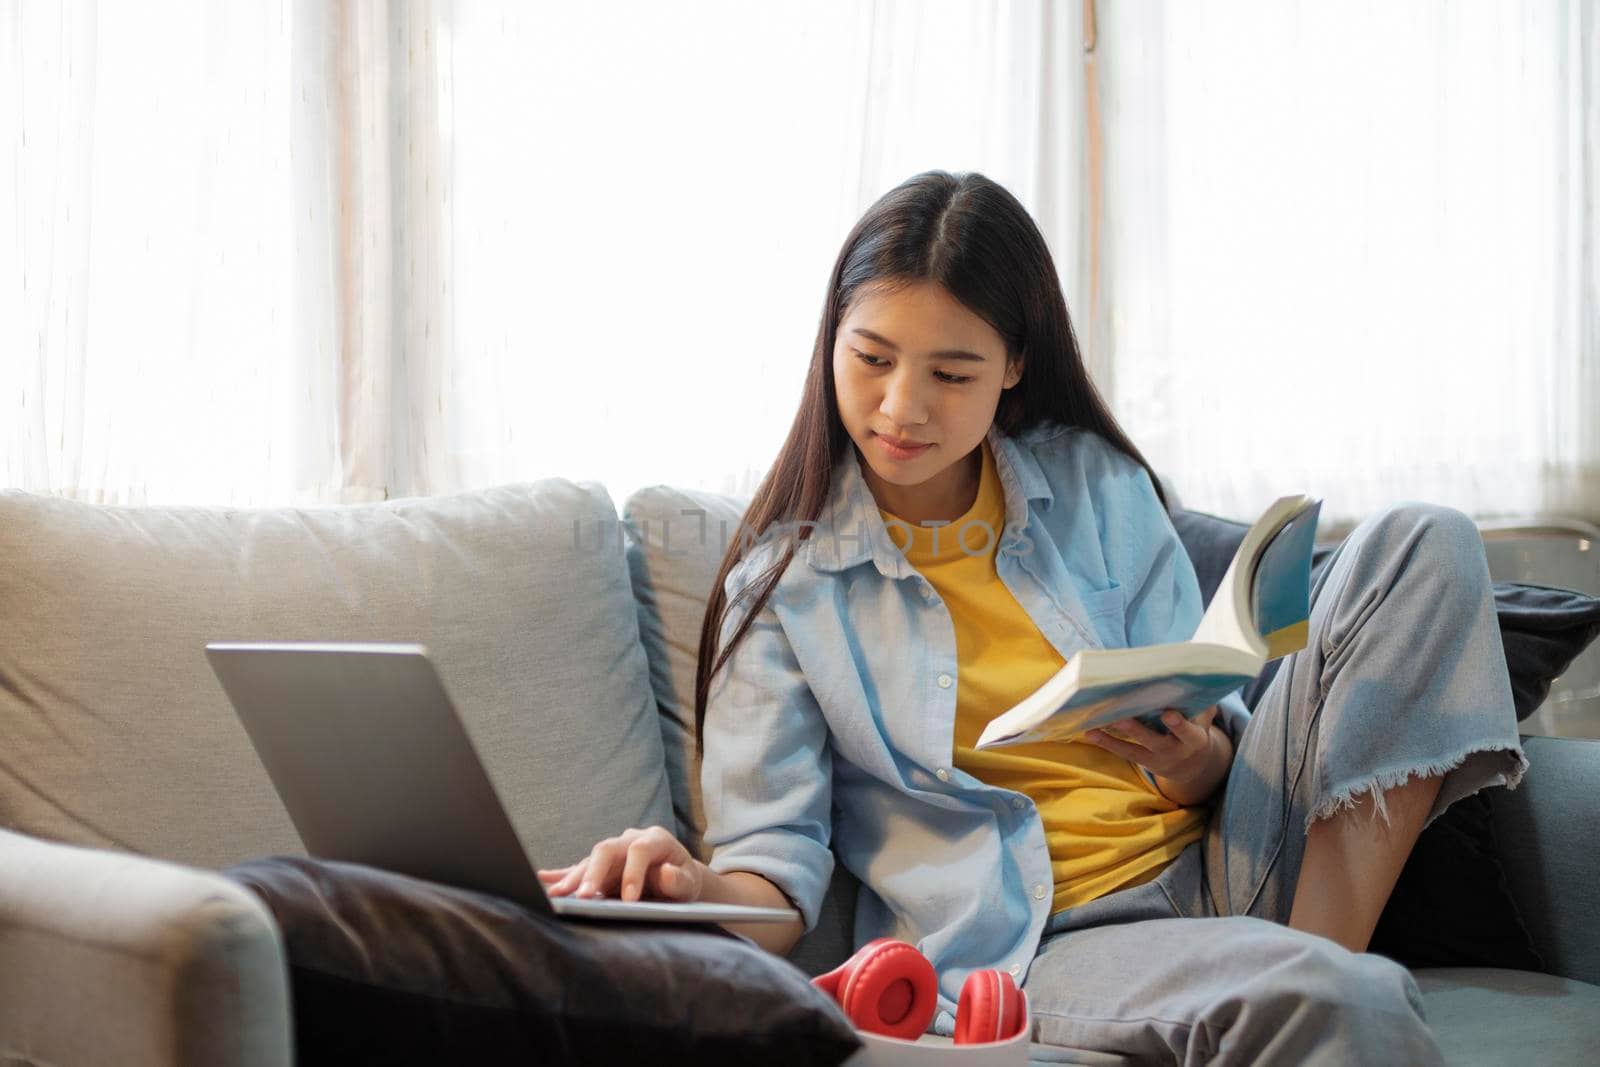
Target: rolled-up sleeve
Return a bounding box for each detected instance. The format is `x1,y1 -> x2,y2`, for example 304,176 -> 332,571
1092,441 -> 1253,749
700,553 -> 835,934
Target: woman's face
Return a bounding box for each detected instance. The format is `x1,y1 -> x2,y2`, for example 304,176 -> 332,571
832,280 -> 1023,524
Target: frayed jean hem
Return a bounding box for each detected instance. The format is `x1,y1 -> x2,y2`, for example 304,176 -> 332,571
1308,741 -> 1530,833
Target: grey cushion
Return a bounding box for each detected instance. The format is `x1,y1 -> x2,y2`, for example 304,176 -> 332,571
1414,968 -> 1600,1066
1491,735 -> 1600,986
0,482 -> 673,873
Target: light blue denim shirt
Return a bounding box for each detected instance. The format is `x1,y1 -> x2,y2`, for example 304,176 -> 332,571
700,420 -> 1251,1029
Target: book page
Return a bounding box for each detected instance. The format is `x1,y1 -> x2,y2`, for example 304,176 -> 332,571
976,669 -> 1256,748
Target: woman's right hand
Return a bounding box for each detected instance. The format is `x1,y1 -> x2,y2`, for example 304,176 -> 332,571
536,824 -> 705,903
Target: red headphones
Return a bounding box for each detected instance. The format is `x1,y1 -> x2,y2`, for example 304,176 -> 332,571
811,937 -> 1029,1045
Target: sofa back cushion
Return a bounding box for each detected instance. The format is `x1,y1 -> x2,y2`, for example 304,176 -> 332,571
620,485 -> 750,861
622,486 -> 859,975
0,482 -> 673,872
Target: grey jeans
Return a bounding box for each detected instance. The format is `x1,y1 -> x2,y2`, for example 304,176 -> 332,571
1011,502 -> 1529,1065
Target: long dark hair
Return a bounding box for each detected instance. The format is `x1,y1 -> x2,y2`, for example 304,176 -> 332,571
692,170 -> 1168,753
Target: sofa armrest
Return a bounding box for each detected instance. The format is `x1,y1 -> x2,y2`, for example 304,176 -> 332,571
0,829 -> 292,1067
1492,735 -> 1600,986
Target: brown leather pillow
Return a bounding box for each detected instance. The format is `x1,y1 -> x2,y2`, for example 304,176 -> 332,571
225,856 -> 861,1067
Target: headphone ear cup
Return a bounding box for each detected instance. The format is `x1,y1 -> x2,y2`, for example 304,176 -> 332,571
953,968 -> 1027,1045
811,937 -> 900,1002
811,938 -> 939,1042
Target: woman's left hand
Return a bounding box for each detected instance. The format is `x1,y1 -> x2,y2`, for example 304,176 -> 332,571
1083,705 -> 1220,786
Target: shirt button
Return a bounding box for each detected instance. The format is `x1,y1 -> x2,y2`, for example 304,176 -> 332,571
935,767 -> 950,782
921,583 -> 935,600
1008,963 -> 1022,978
1012,797 -> 1027,810
937,673 -> 952,689
1032,884 -> 1047,900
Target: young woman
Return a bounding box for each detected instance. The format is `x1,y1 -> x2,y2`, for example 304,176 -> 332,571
538,171 -> 1526,1062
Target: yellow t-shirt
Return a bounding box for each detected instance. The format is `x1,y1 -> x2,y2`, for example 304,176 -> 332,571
879,438 -> 1206,913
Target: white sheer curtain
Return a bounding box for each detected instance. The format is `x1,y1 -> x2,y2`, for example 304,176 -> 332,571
429,0 -> 1086,505
2,1 -> 328,504
1092,0 -> 1599,532
1,1 -> 466,505
3,0 -> 1083,507
7,1 -> 1595,528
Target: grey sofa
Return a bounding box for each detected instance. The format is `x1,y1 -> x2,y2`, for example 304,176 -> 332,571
0,478 -> 1596,1066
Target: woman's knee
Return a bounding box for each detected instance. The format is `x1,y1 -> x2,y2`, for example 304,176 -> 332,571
1268,936 -> 1422,1014
1226,932 -> 1436,1059
1368,501 -> 1483,565
1195,918 -> 1415,1006
1347,501 -> 1489,605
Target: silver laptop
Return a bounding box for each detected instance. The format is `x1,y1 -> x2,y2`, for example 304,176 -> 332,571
204,641 -> 794,925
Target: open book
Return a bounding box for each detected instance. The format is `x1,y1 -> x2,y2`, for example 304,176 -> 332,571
975,494 -> 1324,750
